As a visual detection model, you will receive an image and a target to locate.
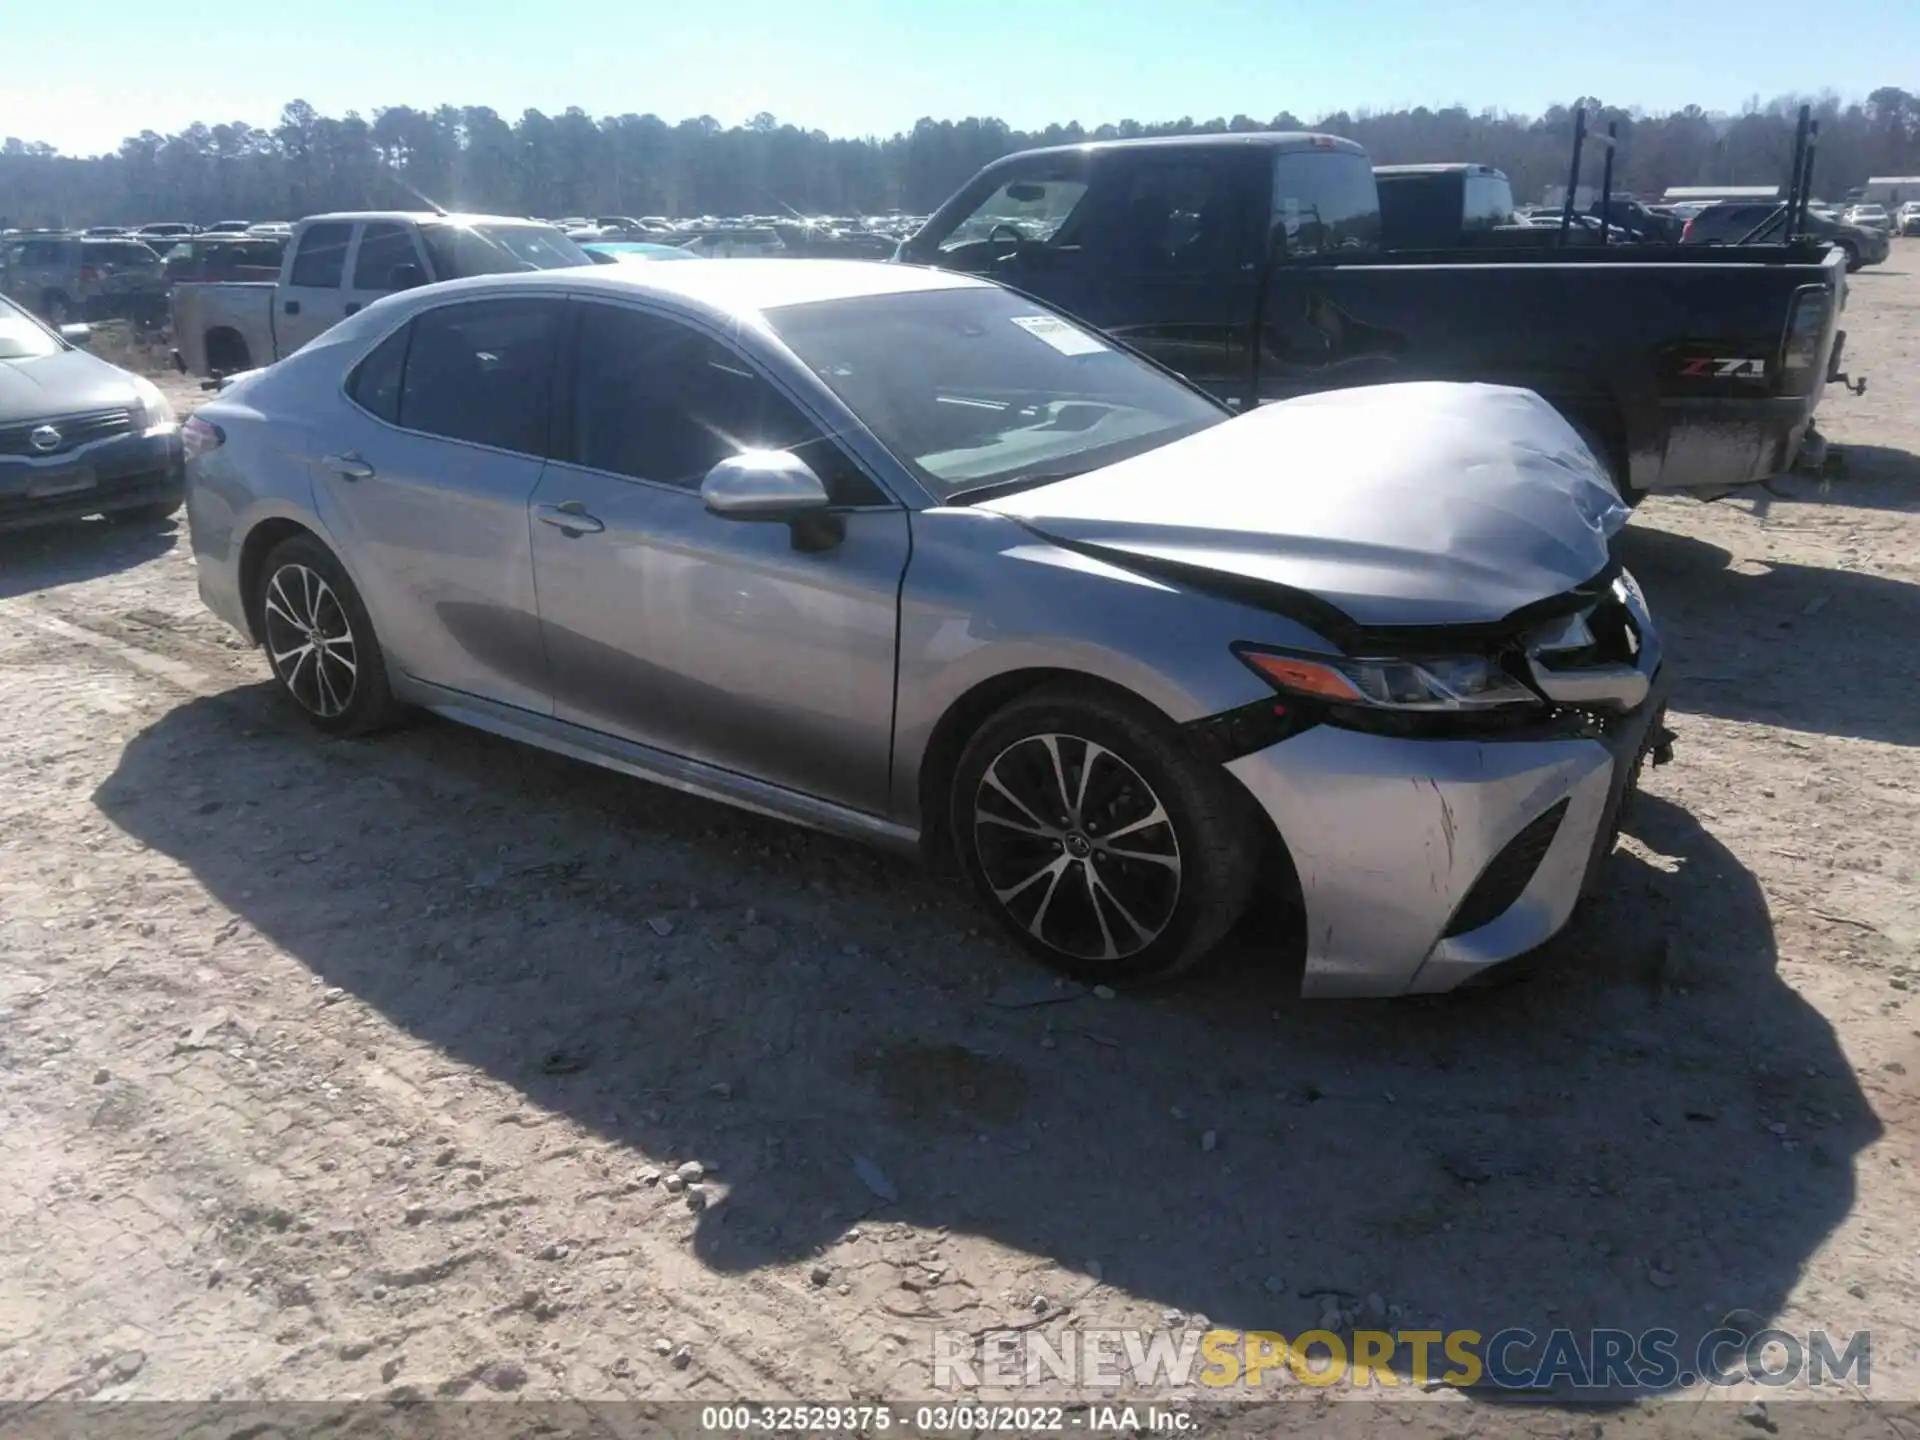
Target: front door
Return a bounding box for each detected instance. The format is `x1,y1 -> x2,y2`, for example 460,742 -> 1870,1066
342,221 -> 429,321
528,301 -> 909,816
278,220 -> 356,354
311,294 -> 564,714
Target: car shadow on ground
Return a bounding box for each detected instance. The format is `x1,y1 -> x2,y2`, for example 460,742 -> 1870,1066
1619,524 -> 1920,747
1738,445 -> 1919,515
0,513 -> 179,599
98,681 -> 1878,1394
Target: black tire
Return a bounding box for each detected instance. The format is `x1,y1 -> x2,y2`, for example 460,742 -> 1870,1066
950,682 -> 1259,985
253,533 -> 401,736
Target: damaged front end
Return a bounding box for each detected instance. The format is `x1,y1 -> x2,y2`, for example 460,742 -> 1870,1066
1209,558 -> 1676,997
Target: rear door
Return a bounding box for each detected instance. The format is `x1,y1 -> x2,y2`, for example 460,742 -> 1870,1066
527,300 -> 908,814
277,221 -> 356,354
311,295 -> 564,714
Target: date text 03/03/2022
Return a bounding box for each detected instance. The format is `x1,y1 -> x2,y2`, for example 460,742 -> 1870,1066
698,1404 -> 1194,1433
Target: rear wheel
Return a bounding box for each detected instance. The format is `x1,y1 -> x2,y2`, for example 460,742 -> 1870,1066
951,683 -> 1258,985
253,534 -> 400,736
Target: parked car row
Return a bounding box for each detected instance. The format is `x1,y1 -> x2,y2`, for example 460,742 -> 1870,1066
18,130 -> 1882,998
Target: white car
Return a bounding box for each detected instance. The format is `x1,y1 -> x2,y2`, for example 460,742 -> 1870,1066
1842,204 -> 1890,231
1897,201 -> 1920,237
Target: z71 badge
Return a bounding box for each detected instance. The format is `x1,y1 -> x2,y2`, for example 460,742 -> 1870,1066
1679,355 -> 1768,378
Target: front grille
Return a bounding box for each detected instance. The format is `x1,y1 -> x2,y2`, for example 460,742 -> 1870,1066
0,409 -> 136,457
1443,799 -> 1568,937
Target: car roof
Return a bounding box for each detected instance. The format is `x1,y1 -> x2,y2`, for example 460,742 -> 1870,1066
983,131 -> 1366,165
300,211 -> 550,227
408,258 -> 990,320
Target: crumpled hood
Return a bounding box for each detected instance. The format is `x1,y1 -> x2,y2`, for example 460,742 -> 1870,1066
0,348 -> 139,425
983,382 -> 1630,630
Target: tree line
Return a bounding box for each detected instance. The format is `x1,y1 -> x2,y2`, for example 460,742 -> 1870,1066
3,89 -> 1917,229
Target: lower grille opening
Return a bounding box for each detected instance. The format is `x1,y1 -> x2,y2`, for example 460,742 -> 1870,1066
1443,799 -> 1569,938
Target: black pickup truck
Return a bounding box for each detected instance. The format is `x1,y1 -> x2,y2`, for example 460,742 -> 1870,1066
899,133 -> 1851,499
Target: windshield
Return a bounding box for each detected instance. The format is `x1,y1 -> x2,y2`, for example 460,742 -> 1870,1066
764,285 -> 1225,500
0,298 -> 62,361
417,223 -> 591,278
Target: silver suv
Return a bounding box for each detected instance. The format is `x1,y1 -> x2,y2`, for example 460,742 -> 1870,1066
0,233 -> 166,326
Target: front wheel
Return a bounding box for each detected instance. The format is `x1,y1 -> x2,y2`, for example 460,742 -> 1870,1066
254,533 -> 401,736
951,683 -> 1259,985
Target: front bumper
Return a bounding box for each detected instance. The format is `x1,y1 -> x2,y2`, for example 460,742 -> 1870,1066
0,426 -> 183,533
1226,668 -> 1670,998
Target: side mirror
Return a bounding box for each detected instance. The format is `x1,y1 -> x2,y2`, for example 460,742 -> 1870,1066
699,450 -> 841,551
387,262 -> 426,291
58,322 -> 94,346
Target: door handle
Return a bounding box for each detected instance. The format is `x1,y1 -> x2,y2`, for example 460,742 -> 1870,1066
284,299 -> 300,315
321,452 -> 375,481
535,501 -> 605,535
344,302 -> 361,315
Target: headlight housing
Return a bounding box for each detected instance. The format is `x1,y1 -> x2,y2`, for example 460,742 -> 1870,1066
129,374 -> 177,432
1235,645 -> 1540,712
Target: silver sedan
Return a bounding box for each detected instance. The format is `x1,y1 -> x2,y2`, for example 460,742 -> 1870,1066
185,260 -> 1670,995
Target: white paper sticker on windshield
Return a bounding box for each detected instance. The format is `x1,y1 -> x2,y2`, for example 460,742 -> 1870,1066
1010,314 -> 1108,356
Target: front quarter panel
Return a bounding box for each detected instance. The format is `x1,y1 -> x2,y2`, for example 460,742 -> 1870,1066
891,507 -> 1330,830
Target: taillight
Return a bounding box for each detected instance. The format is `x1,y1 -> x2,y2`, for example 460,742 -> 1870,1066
181,414 -> 224,462
1778,284 -> 1831,397
79,265 -> 100,282
1679,218 -> 1694,242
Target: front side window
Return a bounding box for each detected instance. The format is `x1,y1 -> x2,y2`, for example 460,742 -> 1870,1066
288,222 -> 354,288
397,298 -> 561,455
1272,151 -> 1381,256
352,223 -> 420,290
765,285 -> 1225,500
568,304 -> 880,502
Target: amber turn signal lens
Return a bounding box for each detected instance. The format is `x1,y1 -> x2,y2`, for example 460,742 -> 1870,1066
1239,651 -> 1364,702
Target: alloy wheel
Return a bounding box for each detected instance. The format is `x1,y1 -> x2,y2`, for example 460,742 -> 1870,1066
972,733 -> 1182,962
261,563 -> 358,719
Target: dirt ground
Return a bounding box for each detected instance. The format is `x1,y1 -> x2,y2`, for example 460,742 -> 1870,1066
1,253 -> 1917,1435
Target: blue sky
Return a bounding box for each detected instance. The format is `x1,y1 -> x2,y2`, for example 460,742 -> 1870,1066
6,0 -> 1912,156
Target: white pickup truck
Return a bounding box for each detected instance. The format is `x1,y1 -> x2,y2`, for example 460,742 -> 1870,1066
169,211 -> 592,377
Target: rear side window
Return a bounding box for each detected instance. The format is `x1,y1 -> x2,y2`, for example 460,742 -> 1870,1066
347,322 -> 411,424
288,222 -> 353,288
397,298 -> 561,455
1272,152 -> 1381,255
1463,173 -> 1515,229
352,223 -> 418,290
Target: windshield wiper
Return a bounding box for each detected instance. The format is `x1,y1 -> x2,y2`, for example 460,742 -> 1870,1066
942,469 -> 1086,506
